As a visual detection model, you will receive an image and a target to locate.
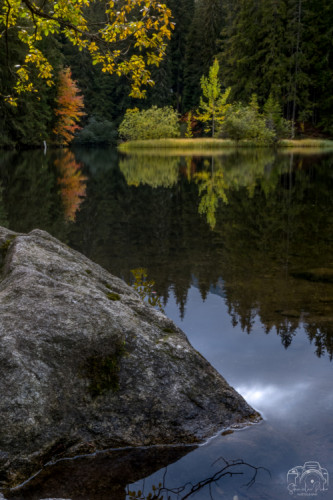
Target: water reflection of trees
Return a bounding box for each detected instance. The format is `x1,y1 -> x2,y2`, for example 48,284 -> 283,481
119,154 -> 179,188
127,458 -> 270,500
217,155 -> 333,359
0,149 -> 88,230
194,159 -> 229,229
70,151 -> 333,359
120,149 -> 277,229
192,150 -> 276,228
55,150 -> 87,221
1,149 -> 332,359
0,150 -> 69,240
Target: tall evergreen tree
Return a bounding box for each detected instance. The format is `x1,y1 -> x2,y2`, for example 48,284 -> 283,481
301,0 -> 333,133
165,0 -> 195,112
219,0 -> 265,102
183,0 -> 225,110
219,0 -> 332,131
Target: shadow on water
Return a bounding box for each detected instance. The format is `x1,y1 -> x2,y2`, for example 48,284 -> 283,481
4,447 -> 195,500
4,447 -> 272,500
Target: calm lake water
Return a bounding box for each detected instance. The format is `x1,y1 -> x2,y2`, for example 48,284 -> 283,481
0,147 -> 332,499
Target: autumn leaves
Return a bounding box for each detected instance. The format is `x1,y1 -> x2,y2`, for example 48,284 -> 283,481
1,0 -> 173,103
53,68 -> 85,145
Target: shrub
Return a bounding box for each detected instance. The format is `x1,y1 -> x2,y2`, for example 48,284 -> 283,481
118,106 -> 180,141
220,103 -> 275,144
74,117 -> 117,145
263,94 -> 291,139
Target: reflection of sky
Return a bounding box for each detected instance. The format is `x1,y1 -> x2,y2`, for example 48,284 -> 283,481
127,284 -> 333,500
165,285 -> 333,423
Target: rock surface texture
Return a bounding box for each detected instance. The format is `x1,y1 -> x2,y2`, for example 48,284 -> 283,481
0,227 -> 259,486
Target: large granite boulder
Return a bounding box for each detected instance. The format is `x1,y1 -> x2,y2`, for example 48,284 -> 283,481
0,227 -> 259,486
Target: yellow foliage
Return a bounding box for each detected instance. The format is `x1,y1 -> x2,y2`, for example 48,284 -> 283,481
196,59 -> 231,137
0,0 -> 172,103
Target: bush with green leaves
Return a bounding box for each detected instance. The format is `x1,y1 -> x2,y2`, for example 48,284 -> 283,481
220,103 -> 275,144
118,106 -> 180,141
74,117 -> 117,145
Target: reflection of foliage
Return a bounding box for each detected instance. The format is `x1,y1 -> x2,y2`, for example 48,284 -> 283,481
0,150 -> 70,239
194,160 -> 228,229
127,458 -> 270,499
68,150 -> 333,358
193,150 -> 276,229
55,151 -> 88,222
119,155 -> 179,188
8,147 -> 328,360
131,268 -> 164,312
220,149 -> 276,196
306,323 -> 333,361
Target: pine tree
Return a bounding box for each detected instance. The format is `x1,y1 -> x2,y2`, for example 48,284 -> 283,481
219,0 -> 326,131
300,0 -> 333,132
219,0 -> 264,102
183,0 -> 225,110
166,0 -> 195,112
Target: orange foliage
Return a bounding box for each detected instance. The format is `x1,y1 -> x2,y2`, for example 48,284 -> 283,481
53,68 -> 85,145
55,151 -> 88,221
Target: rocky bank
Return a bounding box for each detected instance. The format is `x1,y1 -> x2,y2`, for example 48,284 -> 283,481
0,227 -> 259,487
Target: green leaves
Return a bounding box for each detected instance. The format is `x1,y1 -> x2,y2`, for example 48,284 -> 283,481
195,59 -> 231,137
221,100 -> 275,144
118,106 -> 180,140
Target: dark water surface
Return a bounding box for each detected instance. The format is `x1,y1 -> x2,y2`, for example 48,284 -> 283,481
0,147 -> 332,499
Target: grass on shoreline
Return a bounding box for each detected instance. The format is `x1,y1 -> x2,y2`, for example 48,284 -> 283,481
278,138 -> 333,148
118,137 -> 333,151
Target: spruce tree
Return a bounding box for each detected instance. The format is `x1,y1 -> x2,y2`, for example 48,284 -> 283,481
183,0 -> 225,110
301,0 -> 333,133
166,0 -> 195,112
219,0 -> 332,132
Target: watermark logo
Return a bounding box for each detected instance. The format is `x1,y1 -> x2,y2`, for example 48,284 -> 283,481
287,461 -> 329,496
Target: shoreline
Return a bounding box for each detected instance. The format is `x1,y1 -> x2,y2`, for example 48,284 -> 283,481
118,137 -> 333,152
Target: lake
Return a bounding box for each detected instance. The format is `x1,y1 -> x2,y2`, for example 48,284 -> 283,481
0,147 -> 332,500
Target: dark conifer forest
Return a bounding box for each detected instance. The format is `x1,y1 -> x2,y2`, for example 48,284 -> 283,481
0,0 -> 332,147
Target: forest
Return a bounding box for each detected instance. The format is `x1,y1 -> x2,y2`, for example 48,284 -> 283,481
0,0 -> 332,148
